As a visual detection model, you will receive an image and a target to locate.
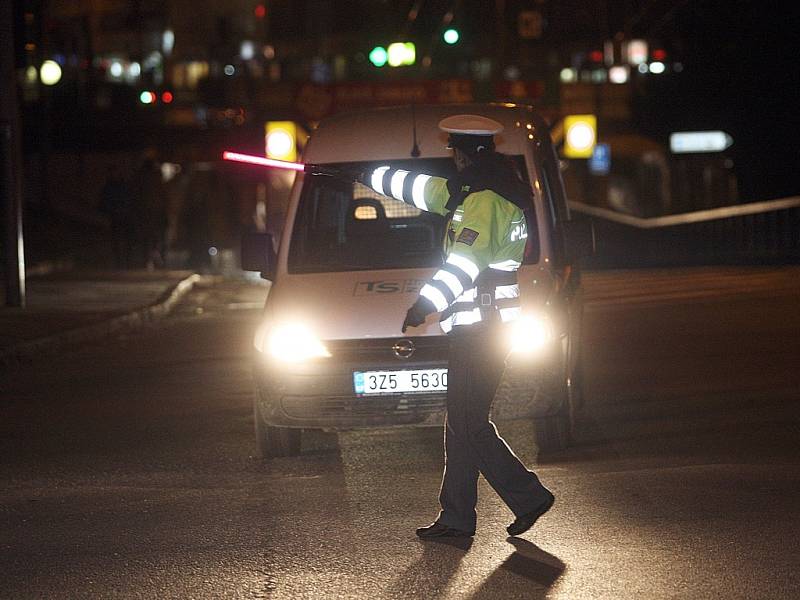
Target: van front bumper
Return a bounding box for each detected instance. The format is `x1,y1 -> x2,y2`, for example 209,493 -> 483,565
253,336 -> 450,429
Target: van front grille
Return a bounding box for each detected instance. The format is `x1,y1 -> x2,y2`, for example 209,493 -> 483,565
282,393 -> 446,423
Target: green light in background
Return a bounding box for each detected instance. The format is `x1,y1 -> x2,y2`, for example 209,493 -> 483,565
443,28 -> 460,45
139,90 -> 156,104
369,46 -> 387,67
387,42 -> 415,67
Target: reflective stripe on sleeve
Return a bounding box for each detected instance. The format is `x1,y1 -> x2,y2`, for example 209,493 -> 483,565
370,166 -> 390,196
488,259 -> 522,271
420,283 -> 450,312
428,278 -> 456,305
451,307 -> 482,327
457,287 -> 477,301
389,169 -> 409,202
441,262 -> 473,292
500,307 -> 522,322
440,307 -> 483,333
433,269 -> 464,299
411,174 -> 431,210
446,252 -> 480,282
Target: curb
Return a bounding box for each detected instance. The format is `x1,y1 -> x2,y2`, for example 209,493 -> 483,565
0,273 -> 202,368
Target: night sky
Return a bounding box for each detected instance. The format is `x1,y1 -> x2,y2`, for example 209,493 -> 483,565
644,1 -> 800,200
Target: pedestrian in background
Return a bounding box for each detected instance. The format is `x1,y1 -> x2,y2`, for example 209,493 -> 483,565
135,148 -> 168,269
99,165 -> 136,269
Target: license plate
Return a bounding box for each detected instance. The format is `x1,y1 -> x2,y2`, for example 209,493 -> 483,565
354,369 -> 448,395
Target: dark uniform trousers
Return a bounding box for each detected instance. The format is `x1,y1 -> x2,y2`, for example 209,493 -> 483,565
437,322 -> 551,533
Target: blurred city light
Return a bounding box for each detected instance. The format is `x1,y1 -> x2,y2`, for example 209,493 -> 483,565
563,114 -> 597,158
254,4 -> 266,18
670,131 -> 733,154
387,42 -> 415,66
626,39 -> 648,65
162,30 -> 175,55
265,121 -> 297,162
443,28 -> 460,45
109,61 -> 123,78
139,90 -> 156,104
224,64 -> 235,76
649,61 -> 666,74
608,65 -> 629,84
591,69 -> 607,83
161,91 -> 174,103
241,41 -> 255,61
560,68 -> 577,83
40,60 -> 62,85
160,162 -> 182,181
369,46 -> 388,67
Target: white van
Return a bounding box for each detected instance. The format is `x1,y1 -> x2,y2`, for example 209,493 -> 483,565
240,103 -> 593,458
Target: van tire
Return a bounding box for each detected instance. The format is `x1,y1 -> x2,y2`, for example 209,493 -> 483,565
533,412 -> 570,453
566,357 -> 584,433
254,400 -> 301,458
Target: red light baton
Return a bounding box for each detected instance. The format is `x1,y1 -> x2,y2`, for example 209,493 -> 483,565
222,151 -> 358,182
222,151 -> 306,172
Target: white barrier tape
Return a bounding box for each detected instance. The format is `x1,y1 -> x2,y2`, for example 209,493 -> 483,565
568,196 -> 800,229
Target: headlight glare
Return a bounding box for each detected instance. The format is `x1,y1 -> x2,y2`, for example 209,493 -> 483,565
509,314 -> 553,354
254,322 -> 331,362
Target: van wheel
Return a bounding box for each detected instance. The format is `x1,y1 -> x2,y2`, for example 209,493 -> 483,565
566,357 -> 584,433
533,412 -> 570,453
254,400 -> 301,458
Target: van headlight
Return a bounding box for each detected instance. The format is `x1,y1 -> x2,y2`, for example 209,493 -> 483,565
508,314 -> 554,354
254,322 -> 331,362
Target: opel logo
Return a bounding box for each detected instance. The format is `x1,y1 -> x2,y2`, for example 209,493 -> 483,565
392,339 -> 415,359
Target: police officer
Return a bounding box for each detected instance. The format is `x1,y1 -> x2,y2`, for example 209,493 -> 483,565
362,114 -> 554,538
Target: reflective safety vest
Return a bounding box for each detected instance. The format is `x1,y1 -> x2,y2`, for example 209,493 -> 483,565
365,165 -> 528,332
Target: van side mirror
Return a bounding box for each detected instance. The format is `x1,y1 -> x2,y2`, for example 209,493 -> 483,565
562,219 -> 596,263
241,232 -> 276,279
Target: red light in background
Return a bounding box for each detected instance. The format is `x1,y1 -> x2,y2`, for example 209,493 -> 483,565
589,50 -> 603,62
254,4 -> 266,18
162,91 -> 174,104
652,48 -> 667,61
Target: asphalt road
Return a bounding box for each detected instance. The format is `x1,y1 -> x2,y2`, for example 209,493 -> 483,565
1,269 -> 798,599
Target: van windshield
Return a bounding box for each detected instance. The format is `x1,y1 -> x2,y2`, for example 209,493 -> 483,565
288,157 -> 531,273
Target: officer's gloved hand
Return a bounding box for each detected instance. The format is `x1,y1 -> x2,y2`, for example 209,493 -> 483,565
402,296 -> 437,333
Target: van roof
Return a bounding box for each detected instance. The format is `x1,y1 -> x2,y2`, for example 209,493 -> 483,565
304,103 -> 550,164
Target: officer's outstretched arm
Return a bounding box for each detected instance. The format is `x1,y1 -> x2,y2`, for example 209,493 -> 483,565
362,166 -> 451,217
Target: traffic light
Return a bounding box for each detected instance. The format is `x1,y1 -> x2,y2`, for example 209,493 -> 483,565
563,115 -> 597,159
139,90 -> 157,104
265,121 -> 297,162
369,46 -> 388,67
369,42 -> 416,67
387,42 -> 415,67
443,28 -> 460,45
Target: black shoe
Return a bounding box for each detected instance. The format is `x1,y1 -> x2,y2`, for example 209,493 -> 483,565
416,522 -> 475,539
506,491 -> 555,537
